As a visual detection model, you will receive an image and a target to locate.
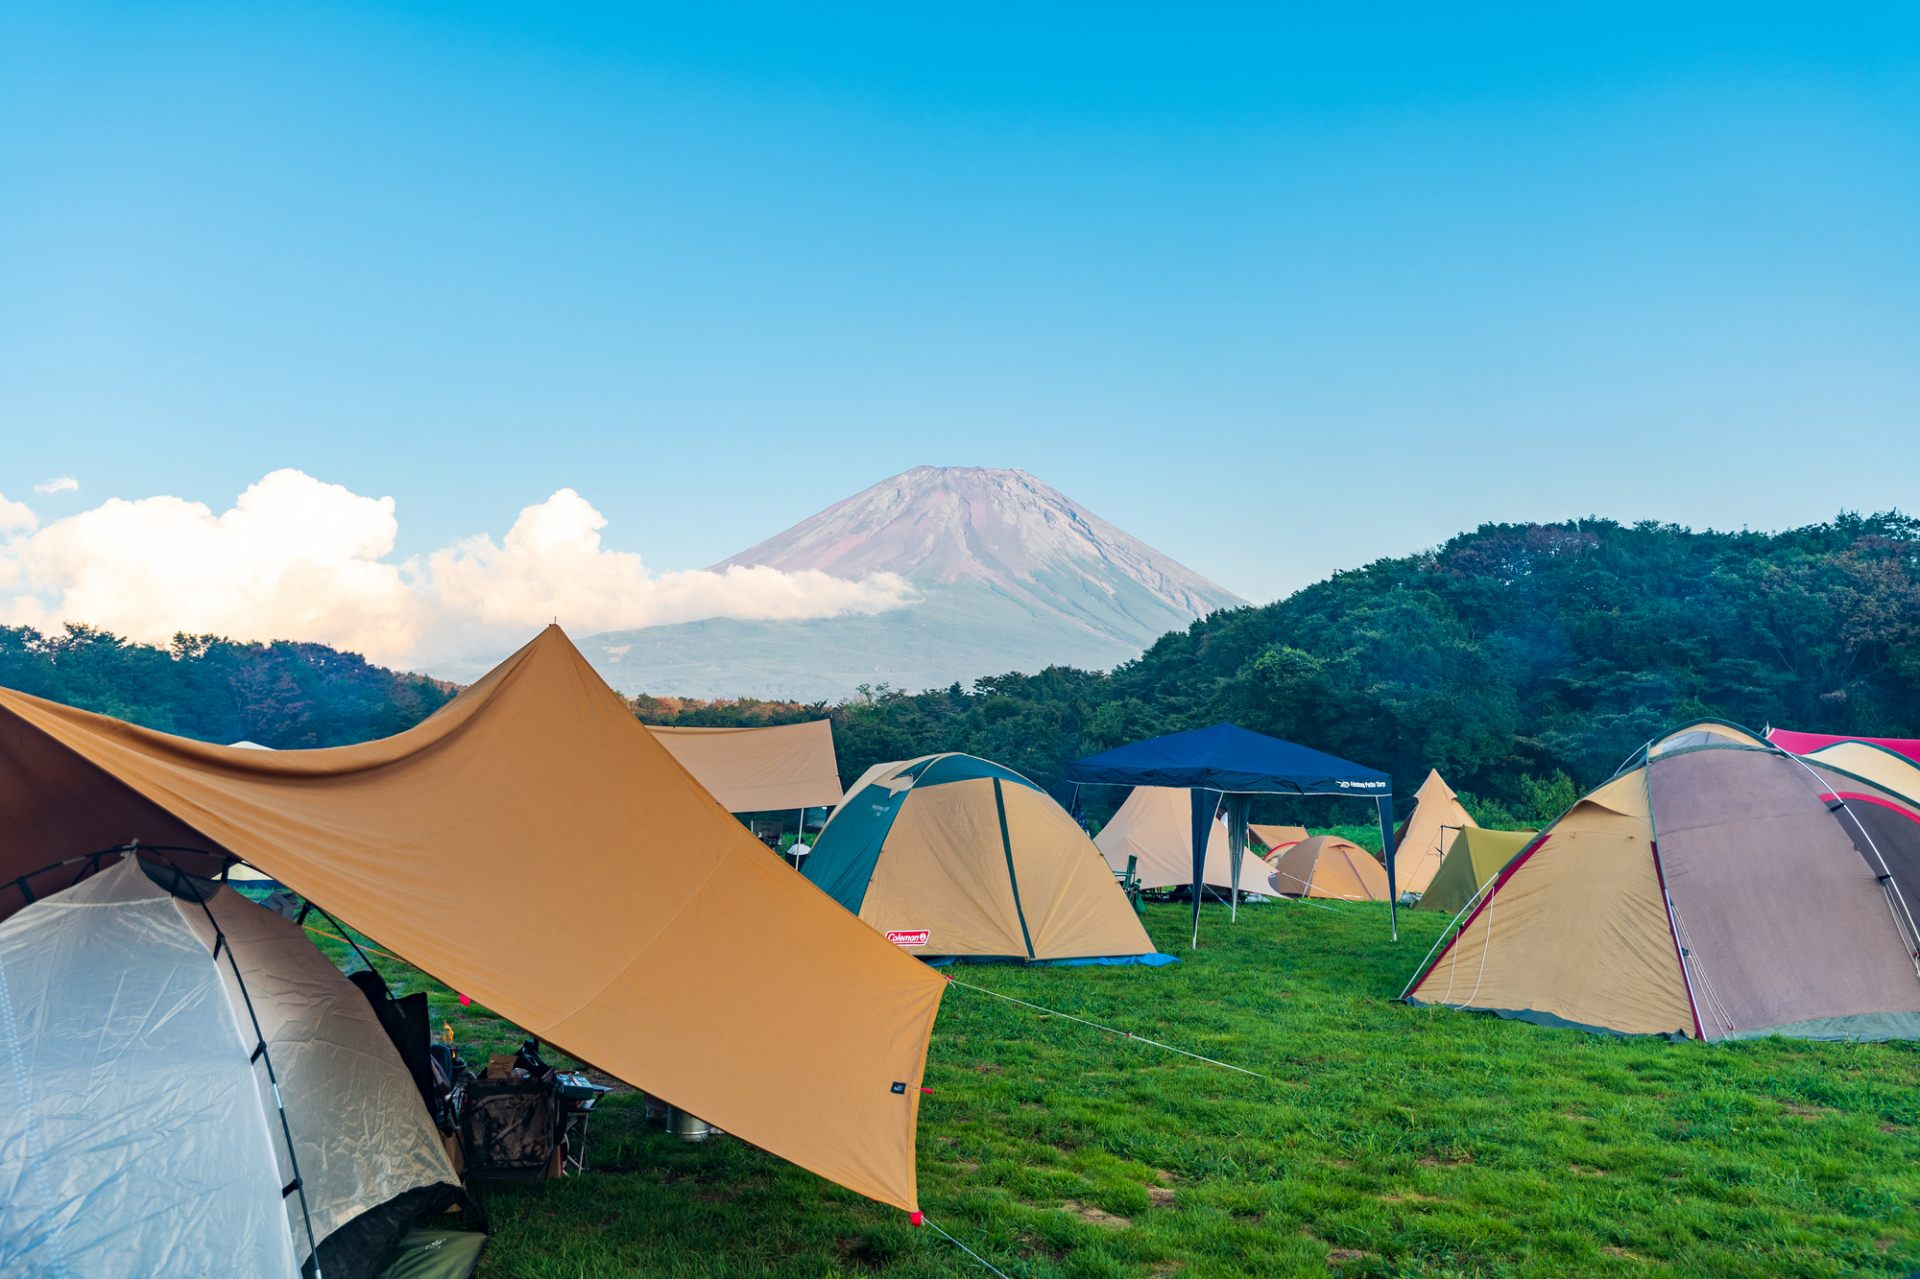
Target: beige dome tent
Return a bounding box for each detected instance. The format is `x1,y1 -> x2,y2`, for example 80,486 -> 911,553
1250,824 -> 1309,853
1405,723 -> 1920,1041
1266,835 -> 1391,901
0,855 -> 475,1277
805,754 -> 1155,961
1394,770 -> 1477,895
1094,786 -> 1279,902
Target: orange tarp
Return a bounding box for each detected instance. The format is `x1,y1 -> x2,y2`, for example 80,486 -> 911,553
0,627 -> 944,1212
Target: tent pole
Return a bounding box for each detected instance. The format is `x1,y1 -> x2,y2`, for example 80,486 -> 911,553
1378,795 -> 1398,940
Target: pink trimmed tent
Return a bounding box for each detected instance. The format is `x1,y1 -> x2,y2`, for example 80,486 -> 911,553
1768,728 -> 1920,766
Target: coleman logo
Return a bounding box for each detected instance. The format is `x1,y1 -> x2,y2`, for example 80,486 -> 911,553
886,929 -> 930,947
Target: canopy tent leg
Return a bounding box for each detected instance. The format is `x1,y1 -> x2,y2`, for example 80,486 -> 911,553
1224,794 -> 1252,923
1377,794 -> 1398,940
1188,788 -> 1224,948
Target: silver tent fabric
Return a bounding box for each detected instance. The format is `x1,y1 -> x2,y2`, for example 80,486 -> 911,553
0,857 -> 462,1276
0,858 -> 298,1278
187,879 -> 460,1263
1652,748 -> 1920,1040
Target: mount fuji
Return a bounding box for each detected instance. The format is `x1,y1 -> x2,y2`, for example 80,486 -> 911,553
585,466 -> 1243,699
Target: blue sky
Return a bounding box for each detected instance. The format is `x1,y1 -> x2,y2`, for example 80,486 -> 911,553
2,3 -> 1916,609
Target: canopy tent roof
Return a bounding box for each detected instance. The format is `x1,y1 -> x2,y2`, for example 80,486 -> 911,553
644,720 -> 842,813
1414,826 -> 1536,917
1067,722 -> 1389,796
0,626 -> 943,1214
1094,786 -> 1280,899
1266,835 -> 1390,901
1767,727 -> 1920,766
1069,724 -> 1396,943
807,754 -> 1155,961
1406,722 -> 1920,1041
1393,770 -> 1478,896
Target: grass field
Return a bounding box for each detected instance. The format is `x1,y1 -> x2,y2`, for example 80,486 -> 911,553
321,897 -> 1919,1279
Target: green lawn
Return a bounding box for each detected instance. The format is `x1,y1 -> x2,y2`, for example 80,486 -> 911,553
322,899 -> 1919,1278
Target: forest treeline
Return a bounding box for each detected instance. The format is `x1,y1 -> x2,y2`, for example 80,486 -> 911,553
7,513 -> 1916,827
0,626 -> 457,748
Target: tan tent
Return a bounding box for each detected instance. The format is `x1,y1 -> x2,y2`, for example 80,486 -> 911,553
1250,824 -> 1308,853
1405,723 -> 1920,1041
1094,786 -> 1279,901
0,626 -> 944,1213
644,720 -> 842,813
1414,826 -> 1536,916
1393,770 -> 1477,895
1266,835 -> 1391,901
804,755 -> 1156,961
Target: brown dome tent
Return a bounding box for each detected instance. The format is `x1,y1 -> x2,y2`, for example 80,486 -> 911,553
1404,723 -> 1920,1041
1266,835 -> 1391,901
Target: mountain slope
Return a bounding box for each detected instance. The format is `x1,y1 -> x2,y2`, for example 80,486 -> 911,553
586,467 -> 1242,698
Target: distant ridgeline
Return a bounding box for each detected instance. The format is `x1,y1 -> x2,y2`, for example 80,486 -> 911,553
642,512 -> 1920,825
13,513 -> 1918,821
0,626 -> 458,749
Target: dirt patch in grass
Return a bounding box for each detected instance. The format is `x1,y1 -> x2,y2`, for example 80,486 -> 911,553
1063,1200 -> 1132,1228
1147,1185 -> 1176,1207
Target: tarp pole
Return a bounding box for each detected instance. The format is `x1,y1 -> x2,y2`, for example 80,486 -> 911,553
1378,795 -> 1398,940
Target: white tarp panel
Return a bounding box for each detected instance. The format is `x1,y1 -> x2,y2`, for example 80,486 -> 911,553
191,882 -> 459,1262
0,859 -> 297,1278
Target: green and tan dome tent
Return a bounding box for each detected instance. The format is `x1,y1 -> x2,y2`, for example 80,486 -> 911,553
1413,826 -> 1536,916
1405,723 -> 1920,1041
1393,769 -> 1477,896
807,755 -> 1157,961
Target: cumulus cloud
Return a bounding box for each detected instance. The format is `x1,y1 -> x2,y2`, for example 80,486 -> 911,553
0,494 -> 34,535
34,476 -> 79,496
0,470 -> 912,672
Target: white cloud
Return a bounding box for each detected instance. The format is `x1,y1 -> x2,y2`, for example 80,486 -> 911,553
34,476 -> 79,496
0,494 -> 34,535
0,470 -> 914,671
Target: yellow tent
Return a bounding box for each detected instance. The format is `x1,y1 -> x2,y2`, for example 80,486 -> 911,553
0,626 -> 944,1213
804,755 -> 1156,961
1266,836 -> 1390,901
644,720 -> 842,813
1393,769 -> 1477,895
1414,826 -> 1536,916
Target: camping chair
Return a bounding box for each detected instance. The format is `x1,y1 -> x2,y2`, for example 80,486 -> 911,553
1113,854 -> 1143,913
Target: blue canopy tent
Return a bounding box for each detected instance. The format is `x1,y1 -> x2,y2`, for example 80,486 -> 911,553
1066,724 -> 1398,945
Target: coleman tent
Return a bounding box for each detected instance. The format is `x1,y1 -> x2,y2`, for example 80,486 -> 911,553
1393,770 -> 1477,897
0,855 -> 478,1278
644,720 -> 842,814
1404,723 -> 1920,1041
1250,824 -> 1308,853
1267,835 -> 1391,901
805,754 -> 1156,961
1414,827 -> 1536,917
1068,724 -> 1396,943
0,626 -> 945,1215
1094,786 -> 1280,902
